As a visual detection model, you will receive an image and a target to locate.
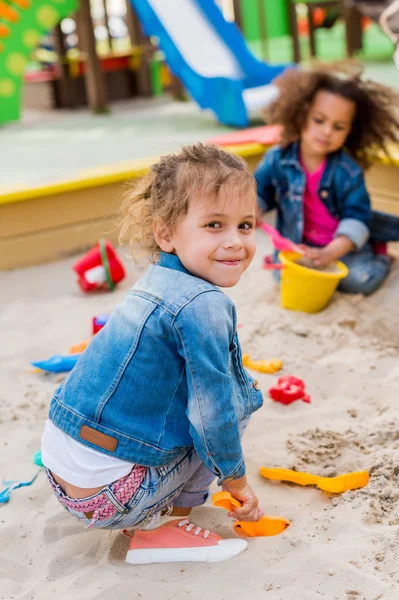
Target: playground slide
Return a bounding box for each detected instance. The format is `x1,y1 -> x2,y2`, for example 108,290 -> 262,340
129,0 -> 289,127
0,0 -> 77,124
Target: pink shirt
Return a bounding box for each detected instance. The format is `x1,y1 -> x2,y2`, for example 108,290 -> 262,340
301,159 -> 339,246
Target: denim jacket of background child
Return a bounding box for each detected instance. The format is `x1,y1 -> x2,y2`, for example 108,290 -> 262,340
255,141 -> 371,249
49,252 -> 263,484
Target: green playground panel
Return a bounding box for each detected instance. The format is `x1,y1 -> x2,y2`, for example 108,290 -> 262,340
0,0 -> 77,124
240,0 -> 290,41
264,21 -> 393,64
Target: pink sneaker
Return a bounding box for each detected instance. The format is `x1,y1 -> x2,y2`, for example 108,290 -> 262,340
125,519 -> 247,564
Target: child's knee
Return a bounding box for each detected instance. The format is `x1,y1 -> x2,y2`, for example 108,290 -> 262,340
339,258 -> 391,296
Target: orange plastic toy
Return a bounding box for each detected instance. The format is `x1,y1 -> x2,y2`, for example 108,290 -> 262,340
212,491 -> 289,538
242,354 -> 283,374
260,467 -> 369,494
69,340 -> 90,354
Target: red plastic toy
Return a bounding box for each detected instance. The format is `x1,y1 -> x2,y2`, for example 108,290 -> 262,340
269,376 -> 311,405
92,314 -> 110,335
73,239 -> 125,292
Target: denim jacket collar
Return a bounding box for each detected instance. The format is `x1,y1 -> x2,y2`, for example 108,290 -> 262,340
279,141 -> 338,190
158,252 -> 192,276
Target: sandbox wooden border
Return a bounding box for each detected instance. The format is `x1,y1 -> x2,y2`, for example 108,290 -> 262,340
0,144 -> 397,270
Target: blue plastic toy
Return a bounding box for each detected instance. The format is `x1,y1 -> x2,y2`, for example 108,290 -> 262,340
31,353 -> 81,373
0,470 -> 41,504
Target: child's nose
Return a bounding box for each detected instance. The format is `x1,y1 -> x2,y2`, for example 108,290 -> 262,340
223,232 -> 243,249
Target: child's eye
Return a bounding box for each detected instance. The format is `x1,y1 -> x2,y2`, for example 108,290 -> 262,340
206,221 -> 222,229
313,117 -> 323,124
334,125 -> 345,131
239,222 -> 254,230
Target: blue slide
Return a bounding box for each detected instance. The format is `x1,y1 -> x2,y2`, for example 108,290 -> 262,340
130,0 -> 289,127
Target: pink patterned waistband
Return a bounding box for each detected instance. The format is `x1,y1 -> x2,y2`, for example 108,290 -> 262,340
48,465 -> 147,527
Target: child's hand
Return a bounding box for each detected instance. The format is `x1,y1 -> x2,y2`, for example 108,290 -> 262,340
222,476 -> 264,522
302,236 -> 354,267
301,245 -> 335,267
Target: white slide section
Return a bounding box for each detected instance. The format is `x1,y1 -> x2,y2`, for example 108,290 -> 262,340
148,0 -> 243,79
130,0 -> 289,126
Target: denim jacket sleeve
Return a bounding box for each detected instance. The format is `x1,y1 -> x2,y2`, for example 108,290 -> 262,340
254,149 -> 277,213
173,290 -> 245,485
335,170 -> 371,249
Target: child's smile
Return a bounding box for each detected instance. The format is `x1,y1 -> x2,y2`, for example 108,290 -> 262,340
161,183 -> 257,287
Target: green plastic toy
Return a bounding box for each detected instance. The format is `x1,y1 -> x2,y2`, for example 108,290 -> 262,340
32,450 -> 43,467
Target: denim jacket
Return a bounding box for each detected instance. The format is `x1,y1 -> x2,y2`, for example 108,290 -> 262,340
255,142 -> 371,249
49,252 -> 263,484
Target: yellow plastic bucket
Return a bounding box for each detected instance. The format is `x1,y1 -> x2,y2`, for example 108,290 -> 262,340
279,251 -> 349,313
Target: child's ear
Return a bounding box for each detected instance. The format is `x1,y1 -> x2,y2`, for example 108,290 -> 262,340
153,218 -> 174,253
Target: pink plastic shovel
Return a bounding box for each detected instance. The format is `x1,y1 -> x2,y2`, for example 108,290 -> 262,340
261,223 -> 304,254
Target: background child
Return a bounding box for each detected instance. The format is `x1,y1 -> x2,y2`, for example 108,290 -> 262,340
255,66 -> 399,295
41,144 -> 264,565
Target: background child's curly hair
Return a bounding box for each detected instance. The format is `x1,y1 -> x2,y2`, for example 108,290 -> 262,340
119,143 -> 254,262
264,65 -> 399,168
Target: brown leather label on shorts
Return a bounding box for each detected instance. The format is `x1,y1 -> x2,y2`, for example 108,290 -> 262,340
79,425 -> 118,452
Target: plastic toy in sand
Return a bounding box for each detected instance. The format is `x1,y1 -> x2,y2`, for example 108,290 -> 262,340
261,222 -> 304,255
242,353 -> 283,374
260,467 -> 369,494
69,341 -> 90,354
31,353 -> 81,373
33,450 -> 43,467
73,239 -> 125,292
0,470 -> 41,504
212,491 -> 290,537
92,314 -> 110,334
263,255 -> 285,270
32,315 -> 109,374
269,375 -> 311,405
278,251 -> 348,314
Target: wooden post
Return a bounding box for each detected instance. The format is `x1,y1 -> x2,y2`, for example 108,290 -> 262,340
77,0 -> 109,113
125,1 -> 137,46
53,24 -> 72,108
232,0 -> 243,30
257,0 -> 269,61
102,0 -> 113,52
308,5 -> 317,58
288,1 -> 301,62
125,1 -> 152,96
74,11 -> 84,51
341,0 -> 363,56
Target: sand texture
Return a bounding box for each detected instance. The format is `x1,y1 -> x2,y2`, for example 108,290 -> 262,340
1,233 -> 399,600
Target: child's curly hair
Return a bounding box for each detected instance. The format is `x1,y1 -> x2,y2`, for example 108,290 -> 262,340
264,65 -> 399,168
119,143 -> 255,262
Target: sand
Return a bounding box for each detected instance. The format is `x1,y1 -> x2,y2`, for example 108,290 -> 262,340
1,232 -> 399,600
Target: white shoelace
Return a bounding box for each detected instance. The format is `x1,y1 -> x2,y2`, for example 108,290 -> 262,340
137,504 -> 174,530
177,519 -> 210,539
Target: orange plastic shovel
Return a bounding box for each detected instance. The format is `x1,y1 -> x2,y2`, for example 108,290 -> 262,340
260,467 -> 369,494
212,491 -> 290,538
